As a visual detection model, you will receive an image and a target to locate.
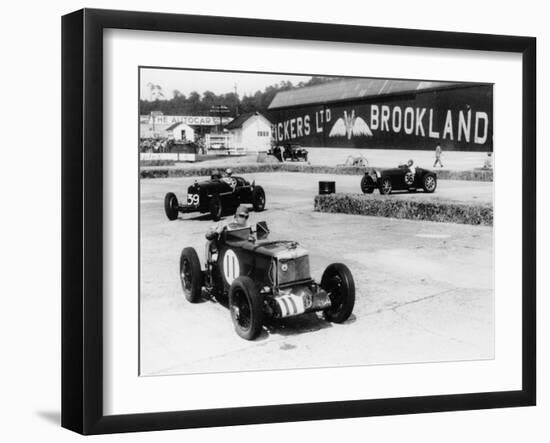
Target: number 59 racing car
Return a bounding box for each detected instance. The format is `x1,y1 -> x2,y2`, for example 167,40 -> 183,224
164,173 -> 266,221
179,222 -> 356,340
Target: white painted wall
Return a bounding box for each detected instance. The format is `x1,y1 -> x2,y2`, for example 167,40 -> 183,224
170,122 -> 195,142
228,114 -> 272,152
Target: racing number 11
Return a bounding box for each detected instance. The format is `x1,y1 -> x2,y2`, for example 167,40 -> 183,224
223,249 -> 240,284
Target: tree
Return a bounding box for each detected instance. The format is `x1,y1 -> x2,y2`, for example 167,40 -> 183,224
139,76 -> 341,116
146,83 -> 164,100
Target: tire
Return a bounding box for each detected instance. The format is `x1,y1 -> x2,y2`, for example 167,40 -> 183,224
179,247 -> 203,303
321,263 -> 355,323
422,174 -> 437,193
209,195 -> 223,221
164,192 -> 179,221
252,186 -> 266,212
228,276 -> 263,340
379,177 -> 393,195
360,175 -> 375,194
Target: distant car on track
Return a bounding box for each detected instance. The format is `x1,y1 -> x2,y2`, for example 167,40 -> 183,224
337,155 -> 369,168
268,143 -> 308,162
179,222 -> 355,340
164,173 -> 266,221
361,164 -> 437,195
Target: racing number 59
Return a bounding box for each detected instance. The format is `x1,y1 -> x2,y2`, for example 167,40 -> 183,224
187,194 -> 199,205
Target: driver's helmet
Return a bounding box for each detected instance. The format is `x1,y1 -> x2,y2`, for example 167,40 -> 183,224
234,205 -> 250,226
225,168 -> 233,176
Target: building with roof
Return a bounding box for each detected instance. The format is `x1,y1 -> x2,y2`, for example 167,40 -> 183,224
139,115 -> 234,140
225,112 -> 272,153
166,121 -> 195,142
267,78 -> 493,152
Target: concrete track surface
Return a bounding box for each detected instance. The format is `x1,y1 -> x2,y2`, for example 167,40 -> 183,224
140,172 -> 494,376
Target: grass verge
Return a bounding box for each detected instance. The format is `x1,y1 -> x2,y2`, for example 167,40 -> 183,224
314,193 -> 493,226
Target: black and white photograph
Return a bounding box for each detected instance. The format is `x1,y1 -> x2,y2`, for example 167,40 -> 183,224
1,0 -> 545,439
139,67 -> 494,376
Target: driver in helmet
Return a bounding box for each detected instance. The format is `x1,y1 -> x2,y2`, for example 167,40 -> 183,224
205,205 -> 250,241
221,168 -> 237,189
400,159 -> 416,186
205,205 -> 251,263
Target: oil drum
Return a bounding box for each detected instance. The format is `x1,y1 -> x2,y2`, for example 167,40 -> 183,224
318,181 -> 336,195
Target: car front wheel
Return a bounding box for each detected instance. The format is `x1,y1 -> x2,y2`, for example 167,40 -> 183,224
228,276 -> 263,340
164,192 -> 179,220
321,263 -> 355,323
179,247 -> 203,303
422,174 -> 437,193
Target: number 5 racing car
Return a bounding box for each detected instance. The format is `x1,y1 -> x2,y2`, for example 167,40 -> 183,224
360,164 -> 437,195
164,173 -> 266,221
179,222 -> 355,340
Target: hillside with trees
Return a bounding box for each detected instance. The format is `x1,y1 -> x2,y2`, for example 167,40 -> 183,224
139,76 -> 339,117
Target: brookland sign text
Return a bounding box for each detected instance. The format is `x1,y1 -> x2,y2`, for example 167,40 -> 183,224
269,85 -> 493,151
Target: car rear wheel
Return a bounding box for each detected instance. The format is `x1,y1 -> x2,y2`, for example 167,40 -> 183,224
321,263 -> 355,323
164,192 -> 179,220
360,175 -> 375,194
422,174 -> 437,193
379,178 -> 392,195
252,186 -> 266,212
179,247 -> 203,303
229,276 -> 263,340
209,195 -> 223,221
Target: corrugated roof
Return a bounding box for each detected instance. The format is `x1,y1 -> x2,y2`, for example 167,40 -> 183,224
268,78 -> 465,110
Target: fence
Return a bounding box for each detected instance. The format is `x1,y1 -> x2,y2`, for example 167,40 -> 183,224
140,152 -> 196,162
205,133 -> 230,150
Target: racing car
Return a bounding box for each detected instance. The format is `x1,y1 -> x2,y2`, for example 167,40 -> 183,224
360,164 -> 437,195
268,143 -> 308,162
164,173 -> 266,221
179,222 -> 355,340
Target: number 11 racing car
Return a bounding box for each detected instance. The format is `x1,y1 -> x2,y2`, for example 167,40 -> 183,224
179,222 -> 356,340
164,173 -> 266,221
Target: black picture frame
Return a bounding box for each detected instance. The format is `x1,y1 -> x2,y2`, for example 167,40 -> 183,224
61,8 -> 536,435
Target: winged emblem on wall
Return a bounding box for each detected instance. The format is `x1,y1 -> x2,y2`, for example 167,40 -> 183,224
329,110 -> 373,139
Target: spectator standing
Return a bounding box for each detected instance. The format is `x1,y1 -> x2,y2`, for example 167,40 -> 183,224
483,152 -> 493,169
433,144 -> 444,168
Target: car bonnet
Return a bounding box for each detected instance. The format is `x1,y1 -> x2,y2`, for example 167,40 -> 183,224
244,240 -> 308,259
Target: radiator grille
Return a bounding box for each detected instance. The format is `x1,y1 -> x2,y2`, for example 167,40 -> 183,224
278,256 -> 310,285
